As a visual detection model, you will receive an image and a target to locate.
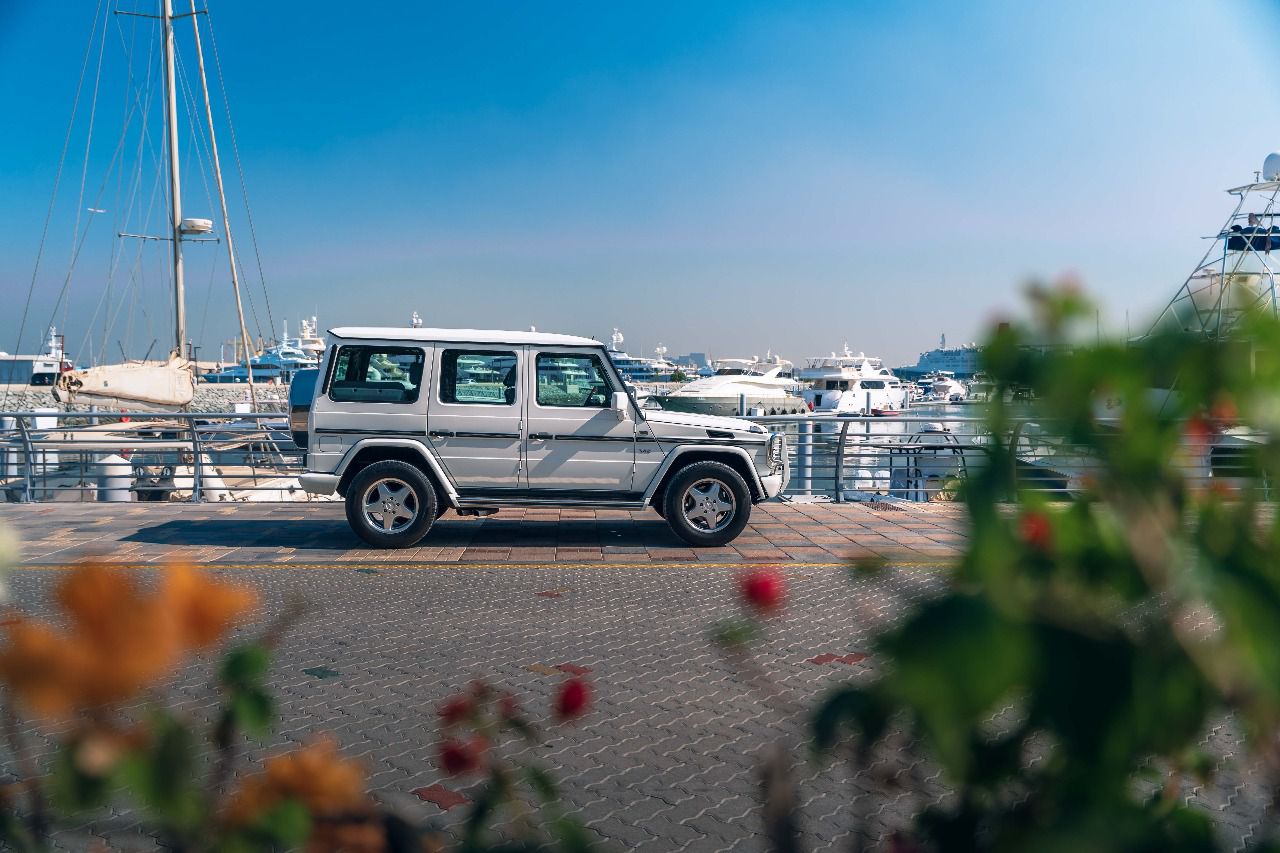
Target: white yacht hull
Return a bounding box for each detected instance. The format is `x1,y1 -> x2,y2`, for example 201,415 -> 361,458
650,393 -> 807,416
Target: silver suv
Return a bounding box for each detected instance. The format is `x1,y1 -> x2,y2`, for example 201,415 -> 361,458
294,327 -> 788,548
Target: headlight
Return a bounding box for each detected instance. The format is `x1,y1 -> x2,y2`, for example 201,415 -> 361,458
767,433 -> 784,470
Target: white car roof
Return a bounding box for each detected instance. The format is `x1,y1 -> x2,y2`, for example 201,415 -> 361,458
328,327 -> 601,347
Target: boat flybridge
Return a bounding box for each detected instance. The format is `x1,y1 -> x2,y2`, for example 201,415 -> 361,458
1152,152 -> 1280,340
797,345 -> 910,415
1038,154 -> 1280,493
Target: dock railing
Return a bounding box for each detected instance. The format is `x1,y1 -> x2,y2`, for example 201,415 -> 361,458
0,410 -> 1260,504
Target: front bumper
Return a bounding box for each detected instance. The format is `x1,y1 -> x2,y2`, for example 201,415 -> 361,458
299,472 -> 340,496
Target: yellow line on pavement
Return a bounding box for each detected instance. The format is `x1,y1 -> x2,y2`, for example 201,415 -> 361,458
14,560 -> 954,572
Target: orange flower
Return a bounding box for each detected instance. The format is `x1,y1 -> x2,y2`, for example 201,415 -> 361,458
226,736 -> 371,827
308,819 -> 386,853
0,618 -> 92,717
56,563 -> 182,707
163,563 -> 258,650
0,561 -> 259,717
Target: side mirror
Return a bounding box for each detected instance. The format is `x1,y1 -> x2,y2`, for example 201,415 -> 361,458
611,391 -> 631,421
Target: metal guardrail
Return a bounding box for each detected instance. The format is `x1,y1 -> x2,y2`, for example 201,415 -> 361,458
0,410 -> 1263,505
746,413 -> 990,502
0,411 -> 308,504
743,412 -> 1268,502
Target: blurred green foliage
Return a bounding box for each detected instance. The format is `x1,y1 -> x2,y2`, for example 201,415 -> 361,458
815,285 -> 1280,851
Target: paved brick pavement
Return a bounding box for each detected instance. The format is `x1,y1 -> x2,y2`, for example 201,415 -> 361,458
0,502 -> 1269,850
1,501 -> 968,568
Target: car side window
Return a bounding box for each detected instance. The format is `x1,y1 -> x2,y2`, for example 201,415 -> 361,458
328,346 -> 424,404
536,353 -> 613,408
440,350 -> 518,405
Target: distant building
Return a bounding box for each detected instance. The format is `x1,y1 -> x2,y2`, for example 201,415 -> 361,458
675,352 -> 709,370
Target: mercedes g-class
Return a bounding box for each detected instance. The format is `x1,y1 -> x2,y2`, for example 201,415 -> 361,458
293,328 -> 788,548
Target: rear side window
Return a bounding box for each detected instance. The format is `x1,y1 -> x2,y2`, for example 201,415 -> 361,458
440,350 -> 518,405
328,346 -> 424,404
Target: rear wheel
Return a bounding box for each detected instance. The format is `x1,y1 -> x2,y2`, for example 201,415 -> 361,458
662,461 -> 752,547
345,460 -> 437,548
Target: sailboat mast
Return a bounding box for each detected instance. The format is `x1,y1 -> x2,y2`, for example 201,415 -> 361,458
161,0 -> 186,356
187,0 -> 256,405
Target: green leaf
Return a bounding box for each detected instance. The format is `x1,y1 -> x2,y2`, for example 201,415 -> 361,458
878,595 -> 1031,780
811,686 -> 888,753
253,797 -> 311,846
119,712 -> 202,829
550,814 -> 596,853
49,740 -> 113,814
230,687 -> 275,737
708,619 -> 757,651
220,644 -> 271,689
525,765 -> 558,801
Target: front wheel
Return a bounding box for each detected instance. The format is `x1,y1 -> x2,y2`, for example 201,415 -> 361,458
345,460 -> 438,548
662,461 -> 752,547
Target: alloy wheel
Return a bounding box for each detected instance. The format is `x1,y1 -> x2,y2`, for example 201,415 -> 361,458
361,478 -> 419,533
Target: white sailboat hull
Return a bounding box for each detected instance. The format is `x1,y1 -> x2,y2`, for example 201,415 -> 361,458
53,355 -> 196,410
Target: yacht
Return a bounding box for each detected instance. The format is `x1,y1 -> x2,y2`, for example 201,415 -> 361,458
797,345 -> 910,415
296,316 -> 326,356
0,327 -> 73,386
651,354 -> 806,416
925,371 -> 968,403
203,320 -> 322,384
605,329 -> 679,383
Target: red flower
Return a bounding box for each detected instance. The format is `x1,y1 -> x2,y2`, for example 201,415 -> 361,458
498,693 -> 520,721
437,694 -> 473,726
438,736 -> 486,776
740,567 -> 786,614
554,677 -> 591,721
1184,413 -> 1215,443
1019,511 -> 1053,552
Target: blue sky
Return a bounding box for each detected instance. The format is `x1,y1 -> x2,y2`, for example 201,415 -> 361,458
2,1 -> 1280,367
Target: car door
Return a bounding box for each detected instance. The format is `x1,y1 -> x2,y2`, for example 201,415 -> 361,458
427,347 -> 525,493
524,348 -> 636,495
310,342 -> 432,474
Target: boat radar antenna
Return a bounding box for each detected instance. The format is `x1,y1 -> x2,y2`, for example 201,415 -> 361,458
611,328 -> 624,351
654,343 -> 667,359
411,311 -> 422,329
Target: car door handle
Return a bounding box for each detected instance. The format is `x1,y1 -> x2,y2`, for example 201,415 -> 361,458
428,429 -> 455,438
529,432 -> 553,440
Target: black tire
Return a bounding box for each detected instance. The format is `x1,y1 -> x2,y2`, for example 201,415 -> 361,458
662,461 -> 752,547
344,460 -> 438,548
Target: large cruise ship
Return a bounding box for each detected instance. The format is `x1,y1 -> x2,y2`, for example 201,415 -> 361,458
898,334 -> 981,379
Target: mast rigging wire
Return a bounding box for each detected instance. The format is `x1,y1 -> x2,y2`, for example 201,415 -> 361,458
3,0 -> 106,410
205,4 -> 276,343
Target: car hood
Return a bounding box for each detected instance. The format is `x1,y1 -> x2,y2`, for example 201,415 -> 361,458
640,408 -> 768,440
